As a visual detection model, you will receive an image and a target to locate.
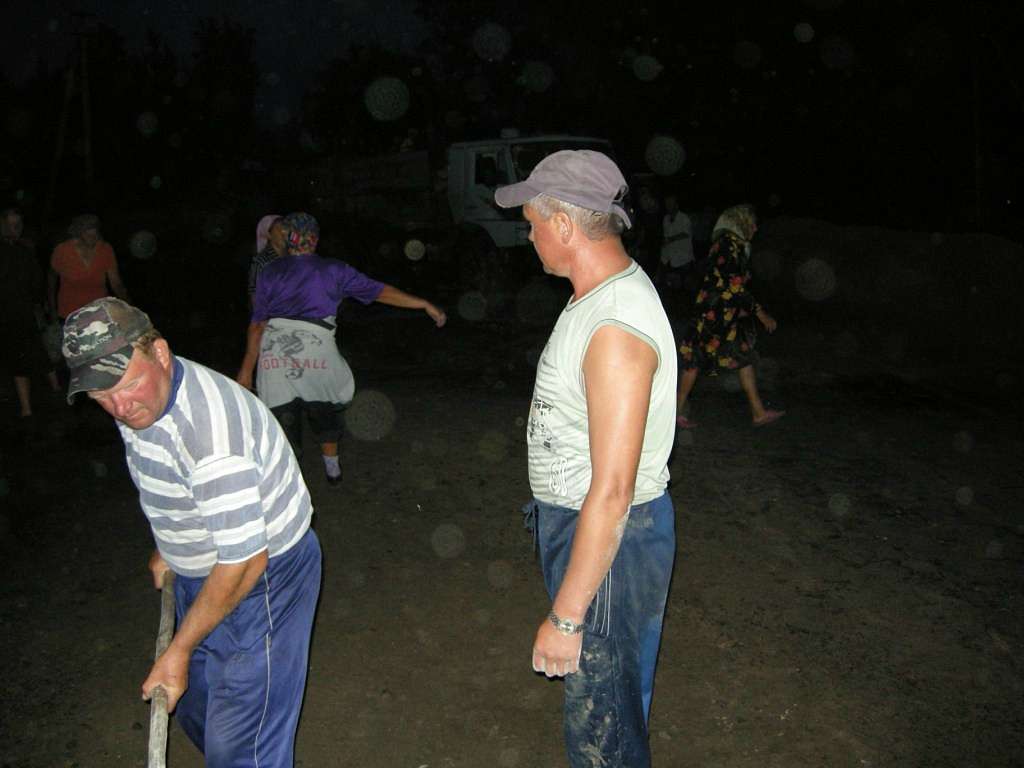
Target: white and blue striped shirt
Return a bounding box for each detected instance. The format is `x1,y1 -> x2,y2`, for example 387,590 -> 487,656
119,356 -> 312,577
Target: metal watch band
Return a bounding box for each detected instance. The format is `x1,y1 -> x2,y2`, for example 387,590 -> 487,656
548,610 -> 584,635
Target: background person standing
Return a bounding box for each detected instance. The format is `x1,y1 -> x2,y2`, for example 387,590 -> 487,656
248,214 -> 286,305
49,213 -> 130,321
657,194 -> 695,299
0,208 -> 59,417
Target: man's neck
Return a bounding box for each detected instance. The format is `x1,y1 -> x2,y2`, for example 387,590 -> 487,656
568,242 -> 632,300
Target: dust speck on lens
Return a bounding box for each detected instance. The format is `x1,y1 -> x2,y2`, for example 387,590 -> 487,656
458,291 -> 488,322
954,487 -> 973,507
487,560 -> 514,589
952,431 -> 974,454
431,523 -> 466,559
344,390 -> 397,441
828,493 -> 851,517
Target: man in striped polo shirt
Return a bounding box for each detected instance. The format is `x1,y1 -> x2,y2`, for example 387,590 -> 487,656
61,298 -> 320,768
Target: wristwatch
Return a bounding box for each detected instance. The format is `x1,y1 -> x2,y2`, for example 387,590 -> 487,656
548,610 -> 584,636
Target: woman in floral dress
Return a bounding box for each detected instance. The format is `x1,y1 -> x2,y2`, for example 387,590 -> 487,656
676,204 -> 783,428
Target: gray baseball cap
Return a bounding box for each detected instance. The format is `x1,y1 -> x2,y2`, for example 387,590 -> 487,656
62,298 -> 154,402
494,150 -> 632,228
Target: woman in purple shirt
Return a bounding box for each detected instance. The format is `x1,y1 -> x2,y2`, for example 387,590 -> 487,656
237,212 -> 446,485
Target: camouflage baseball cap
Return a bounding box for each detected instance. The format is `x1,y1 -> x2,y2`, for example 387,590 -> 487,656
62,298 -> 154,403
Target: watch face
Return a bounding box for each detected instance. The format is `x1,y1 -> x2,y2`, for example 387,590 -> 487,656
555,617 -> 579,634
549,610 -> 582,634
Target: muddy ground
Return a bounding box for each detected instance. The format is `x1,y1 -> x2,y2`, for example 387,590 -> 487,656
2,266 -> 1023,767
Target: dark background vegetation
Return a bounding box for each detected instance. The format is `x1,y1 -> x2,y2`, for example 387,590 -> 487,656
2,0 -> 1021,243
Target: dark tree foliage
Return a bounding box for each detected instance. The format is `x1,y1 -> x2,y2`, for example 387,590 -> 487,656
306,44 -> 425,157
1,2 -> 1018,235
186,19 -> 258,161
0,16 -> 264,231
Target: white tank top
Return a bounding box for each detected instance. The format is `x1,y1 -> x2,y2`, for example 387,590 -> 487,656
527,261 -> 677,509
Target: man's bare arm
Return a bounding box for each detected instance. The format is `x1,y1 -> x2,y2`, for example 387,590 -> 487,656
142,551 -> 268,711
532,325 -> 657,677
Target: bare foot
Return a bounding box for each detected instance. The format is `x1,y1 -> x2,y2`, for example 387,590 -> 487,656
753,409 -> 785,427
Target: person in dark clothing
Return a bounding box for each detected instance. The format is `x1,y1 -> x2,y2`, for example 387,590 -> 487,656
247,214 -> 287,304
632,187 -> 663,277
0,208 -> 58,417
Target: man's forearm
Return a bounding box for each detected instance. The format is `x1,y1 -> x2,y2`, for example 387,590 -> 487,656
551,489 -> 633,622
169,553 -> 268,655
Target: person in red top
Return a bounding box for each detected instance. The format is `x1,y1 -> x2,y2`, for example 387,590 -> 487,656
48,214 -> 130,320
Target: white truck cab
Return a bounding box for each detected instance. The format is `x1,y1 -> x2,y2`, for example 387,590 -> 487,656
447,134 -> 615,250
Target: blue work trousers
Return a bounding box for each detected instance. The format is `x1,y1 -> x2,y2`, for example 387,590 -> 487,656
532,493 -> 675,768
173,528 -> 322,768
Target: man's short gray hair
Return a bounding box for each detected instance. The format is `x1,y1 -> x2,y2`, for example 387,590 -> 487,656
132,328 -> 164,358
528,194 -> 626,241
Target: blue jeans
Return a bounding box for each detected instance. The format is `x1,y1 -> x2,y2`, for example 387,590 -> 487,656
173,529 -> 322,768
530,493 -> 676,768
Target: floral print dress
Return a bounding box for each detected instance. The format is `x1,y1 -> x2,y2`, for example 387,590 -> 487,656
679,231 -> 761,374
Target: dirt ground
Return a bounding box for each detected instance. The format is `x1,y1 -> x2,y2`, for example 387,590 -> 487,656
2,278 -> 1023,767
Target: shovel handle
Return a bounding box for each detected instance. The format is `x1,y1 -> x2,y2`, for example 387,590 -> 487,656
147,569 -> 176,768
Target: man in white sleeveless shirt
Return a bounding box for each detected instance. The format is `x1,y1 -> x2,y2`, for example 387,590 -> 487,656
496,151 -> 677,768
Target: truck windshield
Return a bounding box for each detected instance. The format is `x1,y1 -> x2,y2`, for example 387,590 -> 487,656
510,141 -> 614,181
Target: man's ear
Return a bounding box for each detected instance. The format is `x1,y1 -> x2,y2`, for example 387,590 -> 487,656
153,338 -> 172,369
554,212 -> 572,243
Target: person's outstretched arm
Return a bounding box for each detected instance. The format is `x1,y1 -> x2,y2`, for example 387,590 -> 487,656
374,284 -> 447,327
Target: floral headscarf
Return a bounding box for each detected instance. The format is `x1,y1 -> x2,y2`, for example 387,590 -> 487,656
256,214 -> 282,254
711,204 -> 757,243
282,212 -> 319,255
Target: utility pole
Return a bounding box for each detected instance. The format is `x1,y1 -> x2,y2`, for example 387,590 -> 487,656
80,30 -> 95,205
41,13 -> 97,228
42,66 -> 76,227
970,25 -> 984,231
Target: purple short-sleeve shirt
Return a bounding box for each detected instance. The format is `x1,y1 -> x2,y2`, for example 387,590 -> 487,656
252,254 -> 385,323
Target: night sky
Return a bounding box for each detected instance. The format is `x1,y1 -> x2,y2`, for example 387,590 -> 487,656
2,0 -> 428,82
1,0 -> 1021,236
